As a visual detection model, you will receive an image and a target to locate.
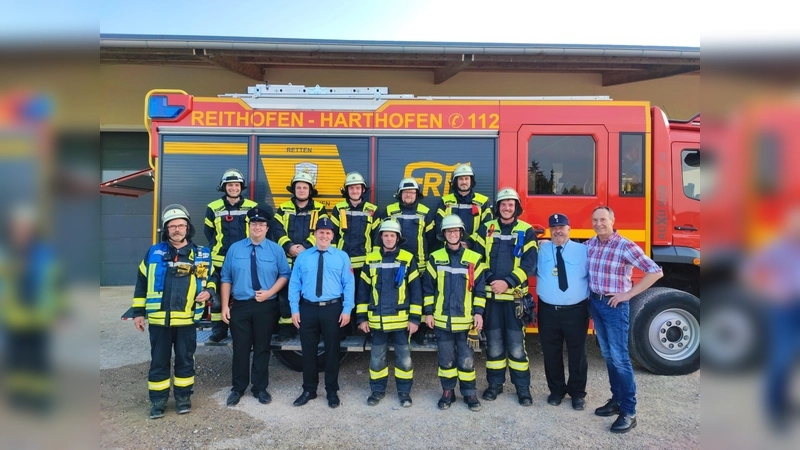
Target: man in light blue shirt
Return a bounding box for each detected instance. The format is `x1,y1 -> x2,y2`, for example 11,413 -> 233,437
536,213 -> 591,411
289,216 -> 355,408
220,204 -> 291,407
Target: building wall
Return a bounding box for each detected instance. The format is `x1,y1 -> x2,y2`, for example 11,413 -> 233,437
100,65 -> 700,129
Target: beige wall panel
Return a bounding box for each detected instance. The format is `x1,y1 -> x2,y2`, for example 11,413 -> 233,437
101,65 -> 699,128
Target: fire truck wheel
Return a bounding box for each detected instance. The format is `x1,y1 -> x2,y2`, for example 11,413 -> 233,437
701,289 -> 766,374
273,349 -> 349,372
629,288 -> 700,375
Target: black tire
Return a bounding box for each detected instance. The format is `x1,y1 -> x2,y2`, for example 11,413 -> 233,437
272,349 -> 348,372
629,287 -> 700,375
701,288 -> 766,374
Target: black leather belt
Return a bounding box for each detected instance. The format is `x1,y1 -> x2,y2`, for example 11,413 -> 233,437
590,292 -> 614,300
301,298 -> 341,307
540,299 -> 588,310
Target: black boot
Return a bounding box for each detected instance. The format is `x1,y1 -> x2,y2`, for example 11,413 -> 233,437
482,384 -> 504,401
463,395 -> 482,411
438,389 -> 455,410
516,386 -> 532,406
149,399 -> 167,419
175,396 -> 191,414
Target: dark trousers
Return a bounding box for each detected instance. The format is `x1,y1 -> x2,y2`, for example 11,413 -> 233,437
484,300 -> 530,387
211,320 -> 229,337
148,325 -> 196,401
434,328 -> 477,396
278,285 -> 294,327
369,329 -> 413,393
299,300 -> 343,394
4,331 -> 52,408
230,299 -> 279,394
538,299 -> 590,399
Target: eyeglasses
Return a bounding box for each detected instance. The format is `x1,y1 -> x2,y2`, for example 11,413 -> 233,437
249,222 -> 268,227
443,229 -> 461,234
166,224 -> 187,231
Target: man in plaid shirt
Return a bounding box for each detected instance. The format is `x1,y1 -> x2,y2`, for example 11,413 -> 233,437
586,206 -> 662,434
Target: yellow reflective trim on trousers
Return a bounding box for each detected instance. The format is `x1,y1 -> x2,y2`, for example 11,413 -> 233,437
438,367 -> 458,378
4,372 -> 53,394
395,368 -> 413,379
508,359 -> 529,371
458,370 -> 476,381
370,367 -> 389,379
211,313 -> 222,321
174,376 -> 195,387
149,379 -> 171,391
486,359 -> 508,370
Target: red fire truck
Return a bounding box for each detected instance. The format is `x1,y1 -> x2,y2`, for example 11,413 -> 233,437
134,84 -> 700,375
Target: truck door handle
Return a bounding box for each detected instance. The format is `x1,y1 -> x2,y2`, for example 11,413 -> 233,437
674,225 -> 698,231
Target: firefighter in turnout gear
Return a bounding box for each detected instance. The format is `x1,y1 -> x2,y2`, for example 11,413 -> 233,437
132,204 -> 218,419
205,169 -> 257,343
434,163 -> 492,248
471,188 -> 538,406
330,172 -> 379,303
356,220 -> 422,407
423,215 -> 487,412
377,177 -> 436,345
273,170 -> 328,341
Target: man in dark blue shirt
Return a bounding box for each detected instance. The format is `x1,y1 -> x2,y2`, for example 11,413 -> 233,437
289,216 -> 355,408
220,204 -> 291,407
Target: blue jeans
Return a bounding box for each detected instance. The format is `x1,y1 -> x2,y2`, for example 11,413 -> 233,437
590,294 -> 636,415
765,301 -> 800,424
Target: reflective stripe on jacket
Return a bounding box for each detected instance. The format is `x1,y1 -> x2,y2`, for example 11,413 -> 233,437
472,219 -> 538,301
423,247 -> 487,332
204,197 -> 257,268
330,200 -> 378,269
355,248 -> 422,331
132,242 -> 216,326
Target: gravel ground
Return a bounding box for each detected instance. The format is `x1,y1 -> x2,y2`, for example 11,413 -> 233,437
101,286 -> 700,449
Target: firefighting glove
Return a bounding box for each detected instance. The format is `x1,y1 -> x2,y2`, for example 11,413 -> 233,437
467,325 -> 481,351
173,262 -> 195,277
210,292 -> 221,312
521,294 -> 536,325
515,299 -> 524,319
195,262 -> 209,279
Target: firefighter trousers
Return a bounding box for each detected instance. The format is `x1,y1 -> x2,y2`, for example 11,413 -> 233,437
484,299 -> 530,387
434,328 -> 476,396
148,325 -> 196,401
369,329 -> 413,393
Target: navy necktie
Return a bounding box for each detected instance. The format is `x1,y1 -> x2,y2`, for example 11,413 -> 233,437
251,245 -> 261,291
316,250 -> 325,298
556,245 -> 568,292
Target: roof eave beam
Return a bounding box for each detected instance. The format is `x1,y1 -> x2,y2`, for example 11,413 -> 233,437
194,49 -> 265,81
434,54 -> 474,85
602,65 -> 700,86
